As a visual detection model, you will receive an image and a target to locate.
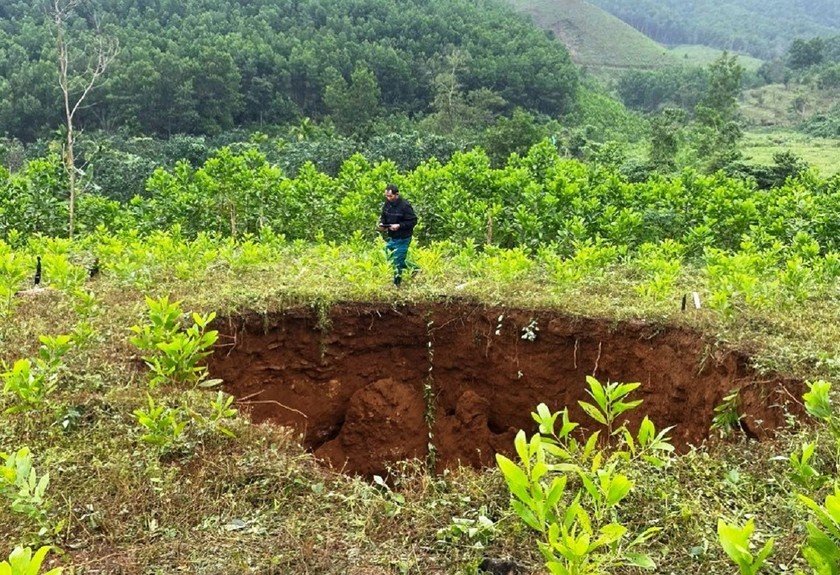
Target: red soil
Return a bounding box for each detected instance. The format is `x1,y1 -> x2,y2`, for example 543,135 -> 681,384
209,303 -> 802,476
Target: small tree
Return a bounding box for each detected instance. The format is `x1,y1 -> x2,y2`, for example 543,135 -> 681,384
323,65 -> 382,138
649,107 -> 686,171
49,0 -> 119,239
693,52 -> 744,172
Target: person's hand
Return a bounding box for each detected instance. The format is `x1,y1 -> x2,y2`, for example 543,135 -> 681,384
390,224 -> 399,231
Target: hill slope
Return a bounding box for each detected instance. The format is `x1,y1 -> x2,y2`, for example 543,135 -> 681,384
0,0 -> 580,141
587,0 -> 840,59
505,0 -> 678,71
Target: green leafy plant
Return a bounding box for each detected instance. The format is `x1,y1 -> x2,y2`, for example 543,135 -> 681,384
575,460 -> 634,524
802,380 -> 840,465
0,251 -> 28,316
496,430 -> 569,533
129,295 -> 183,352
797,486 -> 840,575
496,379 -> 665,574
804,379 -> 834,422
132,394 -> 188,449
1,335 -> 74,412
0,448 -> 51,525
69,289 -> 100,347
711,389 -> 744,438
0,546 -> 62,575
2,360 -> 48,412
578,375 -> 642,436
130,297 -> 219,388
188,391 -> 239,438
40,254 -> 86,292
618,415 -> 675,467
435,508 -> 497,548
717,518 -> 774,575
542,498 -> 658,575
788,441 -> 826,491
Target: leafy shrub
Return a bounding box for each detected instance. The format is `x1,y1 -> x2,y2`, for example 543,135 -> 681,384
717,518 -> 774,575
495,377 -> 672,574
130,296 -> 219,389
0,448 -> 51,525
1,335 -> 73,412
0,546 -> 62,575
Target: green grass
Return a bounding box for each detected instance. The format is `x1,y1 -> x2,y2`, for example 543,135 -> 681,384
741,129 -> 840,177
668,45 -> 764,71
505,0 -> 679,72
741,83 -> 839,130
1,236 -> 840,573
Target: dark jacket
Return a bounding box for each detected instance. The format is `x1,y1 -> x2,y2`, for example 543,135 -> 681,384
379,197 -> 417,239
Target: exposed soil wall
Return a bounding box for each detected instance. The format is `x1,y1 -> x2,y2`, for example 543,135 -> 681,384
209,303 -> 803,476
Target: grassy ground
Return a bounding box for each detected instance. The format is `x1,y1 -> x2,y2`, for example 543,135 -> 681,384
668,45 -> 763,71
505,0 -> 678,71
741,84 -> 838,130
1,239 -> 838,573
741,130 -> 840,177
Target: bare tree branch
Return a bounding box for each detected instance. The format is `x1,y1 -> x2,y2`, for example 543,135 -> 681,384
49,0 -> 119,239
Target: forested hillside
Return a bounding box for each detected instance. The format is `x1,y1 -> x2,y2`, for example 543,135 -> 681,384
588,0 -> 840,59
0,0 -> 578,141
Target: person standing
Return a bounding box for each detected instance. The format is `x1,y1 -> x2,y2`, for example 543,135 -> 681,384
377,183 -> 419,286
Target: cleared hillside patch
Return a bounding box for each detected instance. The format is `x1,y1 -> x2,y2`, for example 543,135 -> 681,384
742,130 -> 840,176
505,0 -> 678,72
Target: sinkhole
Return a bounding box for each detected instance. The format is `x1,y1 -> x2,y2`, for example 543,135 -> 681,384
209,302 -> 803,476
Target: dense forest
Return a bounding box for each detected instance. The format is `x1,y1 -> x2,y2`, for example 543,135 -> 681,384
588,0 -> 840,59
2,0 -> 838,211
0,0 -> 578,141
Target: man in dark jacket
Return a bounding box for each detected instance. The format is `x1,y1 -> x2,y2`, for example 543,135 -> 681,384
377,183 -> 419,286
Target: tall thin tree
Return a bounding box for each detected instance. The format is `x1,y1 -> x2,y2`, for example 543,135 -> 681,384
50,0 -> 118,239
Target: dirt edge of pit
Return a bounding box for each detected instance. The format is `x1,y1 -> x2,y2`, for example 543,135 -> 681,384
208,302 -> 805,476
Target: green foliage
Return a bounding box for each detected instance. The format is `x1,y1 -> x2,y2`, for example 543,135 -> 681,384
132,394 -> 188,449
0,250 -> 28,316
1,336 -> 73,412
129,295 -> 182,352
324,65 -> 382,138
588,0 -> 840,60
130,296 -> 218,388
482,108 -> 548,167
496,378 -> 669,574
578,375 -> 642,435
798,486 -> 840,574
717,518 -> 774,575
693,53 -> 745,172
435,509 -> 497,547
710,390 -> 743,438
0,546 -> 62,575
0,448 -> 51,525
617,67 -> 708,113
188,391 -> 239,438
788,38 -> 825,70
788,441 -> 826,491
0,0 -> 578,142
633,240 -> 685,301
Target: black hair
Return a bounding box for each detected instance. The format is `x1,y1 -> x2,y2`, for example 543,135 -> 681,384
385,183 -> 399,195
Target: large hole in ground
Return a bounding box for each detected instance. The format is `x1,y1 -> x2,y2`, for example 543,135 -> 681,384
209,303 -> 803,476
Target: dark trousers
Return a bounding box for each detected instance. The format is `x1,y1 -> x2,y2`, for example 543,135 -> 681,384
385,236 -> 416,285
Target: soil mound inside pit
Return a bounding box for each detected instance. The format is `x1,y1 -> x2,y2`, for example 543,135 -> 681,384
209,303 -> 803,476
